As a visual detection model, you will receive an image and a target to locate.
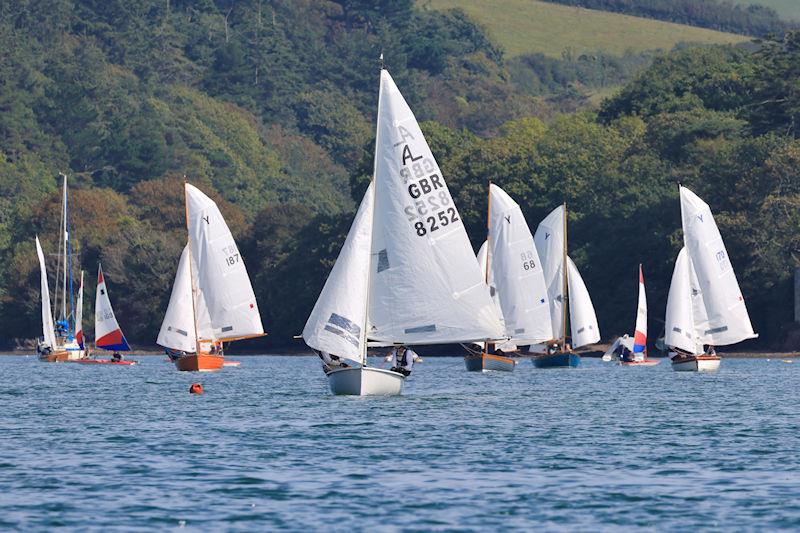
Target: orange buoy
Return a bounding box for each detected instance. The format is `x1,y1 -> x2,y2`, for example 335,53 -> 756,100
189,383 -> 204,394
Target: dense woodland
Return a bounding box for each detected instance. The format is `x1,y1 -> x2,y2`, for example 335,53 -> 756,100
1,0 -> 799,351
542,0 -> 791,37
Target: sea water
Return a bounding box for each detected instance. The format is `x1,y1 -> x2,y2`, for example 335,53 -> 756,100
0,355 -> 798,531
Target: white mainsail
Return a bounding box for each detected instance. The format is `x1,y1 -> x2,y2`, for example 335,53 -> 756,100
533,205 -> 566,340
367,69 -> 504,344
35,236 -> 56,349
303,183 -> 375,363
566,257 -> 600,348
665,247 -> 701,354
487,184 -> 552,344
185,184 -> 263,342
679,186 -> 756,346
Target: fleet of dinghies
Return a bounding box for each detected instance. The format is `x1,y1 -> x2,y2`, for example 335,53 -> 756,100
31,66 -> 760,387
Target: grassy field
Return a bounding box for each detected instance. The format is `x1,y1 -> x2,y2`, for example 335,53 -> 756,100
422,0 -> 749,58
735,0 -> 800,21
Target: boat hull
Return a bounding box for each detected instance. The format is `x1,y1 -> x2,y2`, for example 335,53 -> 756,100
533,352 -> 581,368
327,367 -> 404,396
621,359 -> 660,366
38,348 -> 84,362
671,354 -> 721,372
464,353 -> 516,372
70,359 -> 138,366
175,354 -> 225,372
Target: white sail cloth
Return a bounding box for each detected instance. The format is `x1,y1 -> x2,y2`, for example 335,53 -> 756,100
366,70 -> 504,344
566,257 -> 600,348
665,247 -> 701,354
679,186 -> 756,346
533,205 -> 566,340
487,184 -> 552,344
303,183 -> 375,363
76,271 -> 84,349
94,265 -> 126,347
157,244 -> 217,353
185,184 -> 263,341
533,206 -> 600,348
35,237 -> 56,349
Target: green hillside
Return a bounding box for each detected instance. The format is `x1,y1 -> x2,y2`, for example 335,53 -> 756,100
736,0 -> 800,21
422,0 -> 749,57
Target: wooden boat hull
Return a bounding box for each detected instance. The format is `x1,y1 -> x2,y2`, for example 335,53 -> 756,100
70,359 -> 138,366
174,354 -> 224,372
533,352 -> 581,368
464,353 -> 516,372
671,354 -> 721,372
621,359 -> 660,366
38,351 -> 71,362
327,366 -> 404,396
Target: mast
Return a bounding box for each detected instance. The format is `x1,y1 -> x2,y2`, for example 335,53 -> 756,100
184,178 -> 201,355
61,174 -> 68,322
484,181 -> 492,353
561,202 -> 568,348
360,63 -> 384,367
66,176 -> 75,335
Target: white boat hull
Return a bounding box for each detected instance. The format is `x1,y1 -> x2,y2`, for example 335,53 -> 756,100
327,366 -> 405,396
671,355 -> 721,372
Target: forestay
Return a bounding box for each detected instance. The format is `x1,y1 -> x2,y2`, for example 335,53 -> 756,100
95,264 -> 130,351
533,205 -> 566,340
367,70 -> 504,344
303,183 -> 374,363
185,184 -> 263,342
566,257 -> 600,348
35,236 -> 56,349
679,186 -> 756,346
488,184 -> 552,344
664,247 -> 701,354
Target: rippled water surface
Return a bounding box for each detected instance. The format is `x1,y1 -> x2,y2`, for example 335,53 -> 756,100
1,355 -> 798,531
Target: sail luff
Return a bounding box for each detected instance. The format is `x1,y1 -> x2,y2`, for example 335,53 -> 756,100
562,203 -> 568,346
184,182 -> 201,355
76,271 -> 84,350
157,245 -> 199,353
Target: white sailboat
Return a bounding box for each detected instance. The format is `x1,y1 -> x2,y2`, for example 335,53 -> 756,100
530,204 -> 600,367
156,183 -> 264,371
665,186 -> 756,371
609,265 -> 659,366
465,183 -> 552,371
35,174 -> 84,362
303,68 -> 504,395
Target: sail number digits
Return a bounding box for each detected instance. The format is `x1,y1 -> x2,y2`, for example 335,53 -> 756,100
400,156 -> 459,237
521,250 -> 537,271
221,244 -> 240,267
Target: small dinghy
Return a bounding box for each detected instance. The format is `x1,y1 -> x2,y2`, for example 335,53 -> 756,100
302,66 -> 504,395
466,184 -> 552,372
665,186 -> 757,371
530,205 -> 600,368
619,265 -> 659,367
157,184 -> 265,372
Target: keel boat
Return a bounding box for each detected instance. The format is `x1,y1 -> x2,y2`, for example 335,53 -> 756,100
303,67 -> 504,395
157,184 -> 265,371
665,186 -> 757,371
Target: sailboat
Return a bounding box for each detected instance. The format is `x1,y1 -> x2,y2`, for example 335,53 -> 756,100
35,174 -> 84,362
465,183 -> 552,372
665,186 -> 756,371
73,264 -> 137,365
302,67 -> 505,395
620,265 -> 659,366
530,204 -> 600,367
157,183 -> 264,372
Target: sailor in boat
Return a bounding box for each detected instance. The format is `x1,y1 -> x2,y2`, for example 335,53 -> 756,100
388,345 -> 415,377
112,352 -> 123,362
705,345 -> 716,356
669,346 -> 693,362
314,350 -> 349,375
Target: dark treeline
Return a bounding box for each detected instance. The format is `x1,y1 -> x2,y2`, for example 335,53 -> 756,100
1,1 -> 799,351
541,0 -> 792,37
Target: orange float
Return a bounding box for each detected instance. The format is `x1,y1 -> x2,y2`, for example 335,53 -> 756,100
189,383 -> 204,394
